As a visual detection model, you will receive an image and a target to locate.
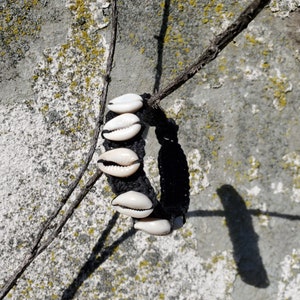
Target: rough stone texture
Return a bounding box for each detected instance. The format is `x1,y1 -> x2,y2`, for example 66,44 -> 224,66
1,0 -> 300,299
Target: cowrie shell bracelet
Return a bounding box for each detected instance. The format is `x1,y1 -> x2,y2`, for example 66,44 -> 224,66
99,93 -> 190,235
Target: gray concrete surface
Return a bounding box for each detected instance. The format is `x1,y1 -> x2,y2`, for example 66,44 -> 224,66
1,0 -> 300,299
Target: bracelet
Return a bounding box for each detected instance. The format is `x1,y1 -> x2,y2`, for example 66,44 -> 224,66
98,93 -> 190,235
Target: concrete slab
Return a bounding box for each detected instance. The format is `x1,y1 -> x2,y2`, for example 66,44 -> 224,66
1,0 -> 300,299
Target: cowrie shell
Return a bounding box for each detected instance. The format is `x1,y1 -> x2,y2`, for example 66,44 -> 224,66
134,218 -> 172,235
112,191 -> 154,218
98,148 -> 140,177
103,113 -> 141,141
107,93 -> 143,113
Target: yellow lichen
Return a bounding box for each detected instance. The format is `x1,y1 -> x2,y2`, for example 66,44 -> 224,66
245,199 -> 252,208
159,293 -> 165,300
247,155 -> 260,181
139,260 -> 149,268
215,3 -> 224,13
207,134 -> 215,141
282,151 -> 300,196
262,49 -> 270,56
34,0 -> 109,141
211,254 -> 225,264
140,47 -> 145,54
245,33 -> 261,45
88,227 -> 95,235
266,75 -> 289,111
189,0 -> 196,7
178,3 -> 185,11
293,175 -> 300,189
50,251 -> 56,262
40,104 -> 49,113
261,62 -> 270,69
54,93 -> 62,99
182,229 -> 192,238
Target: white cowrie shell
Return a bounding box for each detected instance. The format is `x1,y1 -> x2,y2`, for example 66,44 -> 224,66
112,191 -> 154,218
134,218 -> 172,235
103,113 -> 142,141
107,93 -> 143,113
98,148 -> 140,177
